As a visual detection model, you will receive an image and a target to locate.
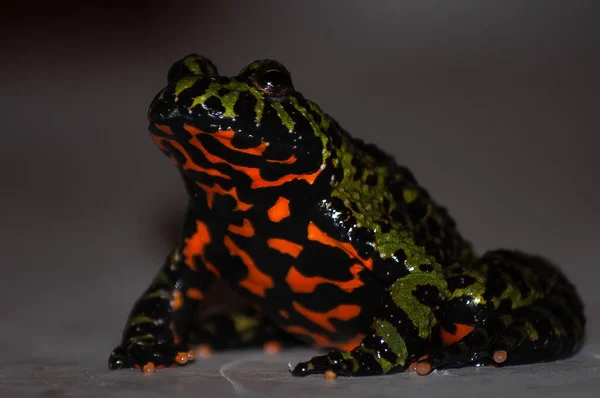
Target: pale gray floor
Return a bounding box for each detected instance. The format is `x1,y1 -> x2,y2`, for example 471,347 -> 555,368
2,1 -> 599,397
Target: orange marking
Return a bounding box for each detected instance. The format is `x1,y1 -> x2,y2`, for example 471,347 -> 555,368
155,124 -> 174,135
307,222 -> 373,271
284,325 -> 364,350
267,238 -> 303,258
210,129 -> 268,156
416,361 -> 432,376
170,290 -> 184,310
223,236 -> 274,297
151,135 -> 231,180
263,341 -> 282,354
267,197 -> 291,222
182,221 -> 221,277
440,323 -> 475,345
185,288 -> 204,300
185,125 -> 323,189
325,370 -> 338,381
285,264 -> 364,293
267,154 -> 297,164
227,218 -> 255,237
278,310 -> 290,319
143,362 -> 155,374
197,182 -> 253,211
196,344 -> 213,357
169,322 -> 181,345
183,221 -> 210,271
493,350 -> 508,363
186,350 -> 195,361
337,334 -> 366,351
292,302 -> 361,333
175,352 -> 190,365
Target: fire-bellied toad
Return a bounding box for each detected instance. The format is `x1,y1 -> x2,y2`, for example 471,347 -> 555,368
108,55 -> 586,377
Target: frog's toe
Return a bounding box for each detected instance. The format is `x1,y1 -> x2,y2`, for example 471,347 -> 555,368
291,354 -> 332,377
291,351 -> 354,377
108,343 -> 195,372
292,348 -> 386,377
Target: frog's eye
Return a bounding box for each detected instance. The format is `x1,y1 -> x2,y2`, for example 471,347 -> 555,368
242,60 -> 295,96
167,54 -> 218,84
260,68 -> 293,93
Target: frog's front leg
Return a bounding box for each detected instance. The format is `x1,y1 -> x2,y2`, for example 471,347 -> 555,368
292,271 -> 442,376
108,216 -> 216,373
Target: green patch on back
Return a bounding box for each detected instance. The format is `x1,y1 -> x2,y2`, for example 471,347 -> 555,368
389,273 -> 447,339
373,319 -> 408,368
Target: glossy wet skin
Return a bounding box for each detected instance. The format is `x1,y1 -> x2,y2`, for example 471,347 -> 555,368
109,54 -> 585,377
148,55 -> 330,191
147,55 -> 380,348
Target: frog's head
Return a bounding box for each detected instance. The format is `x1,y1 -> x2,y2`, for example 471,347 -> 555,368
148,54 -> 338,200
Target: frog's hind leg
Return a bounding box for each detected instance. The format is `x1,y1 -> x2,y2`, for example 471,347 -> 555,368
415,250 -> 586,374
188,307 -> 302,355
490,286 -> 586,367
291,271 -> 443,377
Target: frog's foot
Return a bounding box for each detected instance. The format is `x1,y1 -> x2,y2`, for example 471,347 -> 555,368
410,317 -> 508,374
416,301 -> 583,373
108,343 -> 195,373
291,347 -> 386,377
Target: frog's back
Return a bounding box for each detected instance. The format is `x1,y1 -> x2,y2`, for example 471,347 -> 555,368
337,128 -> 476,268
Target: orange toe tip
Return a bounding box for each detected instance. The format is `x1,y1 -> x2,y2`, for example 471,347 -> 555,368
493,350 -> 507,364
416,361 -> 432,376
142,362 -> 155,374
196,344 -> 213,358
324,370 -> 338,381
187,349 -> 196,360
408,361 -> 418,373
175,352 -> 190,364
263,341 -> 283,355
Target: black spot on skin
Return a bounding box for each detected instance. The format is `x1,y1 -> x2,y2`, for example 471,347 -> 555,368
393,249 -> 407,264
380,222 -> 392,234
353,227 -> 375,258
426,218 -> 441,241
419,264 -> 434,272
232,92 -> 259,128
360,333 -> 398,365
496,299 -> 513,314
379,294 -> 423,349
365,174 -> 377,186
349,201 -> 361,214
161,140 -> 186,166
351,157 -> 364,181
484,269 -> 508,299
203,96 -> 225,116
408,202 -> 428,224
382,198 -> 391,212
412,284 -> 442,306
446,275 -> 478,292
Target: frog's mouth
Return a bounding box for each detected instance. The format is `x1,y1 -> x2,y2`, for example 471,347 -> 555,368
148,117 -> 327,190
148,116 -> 299,165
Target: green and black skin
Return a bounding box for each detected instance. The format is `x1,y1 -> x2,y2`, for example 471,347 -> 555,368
108,54 -> 586,376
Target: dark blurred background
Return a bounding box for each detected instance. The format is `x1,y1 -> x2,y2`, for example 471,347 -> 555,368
1,0 -> 598,366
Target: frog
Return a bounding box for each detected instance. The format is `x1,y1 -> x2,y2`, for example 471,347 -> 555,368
108,54 -> 586,377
